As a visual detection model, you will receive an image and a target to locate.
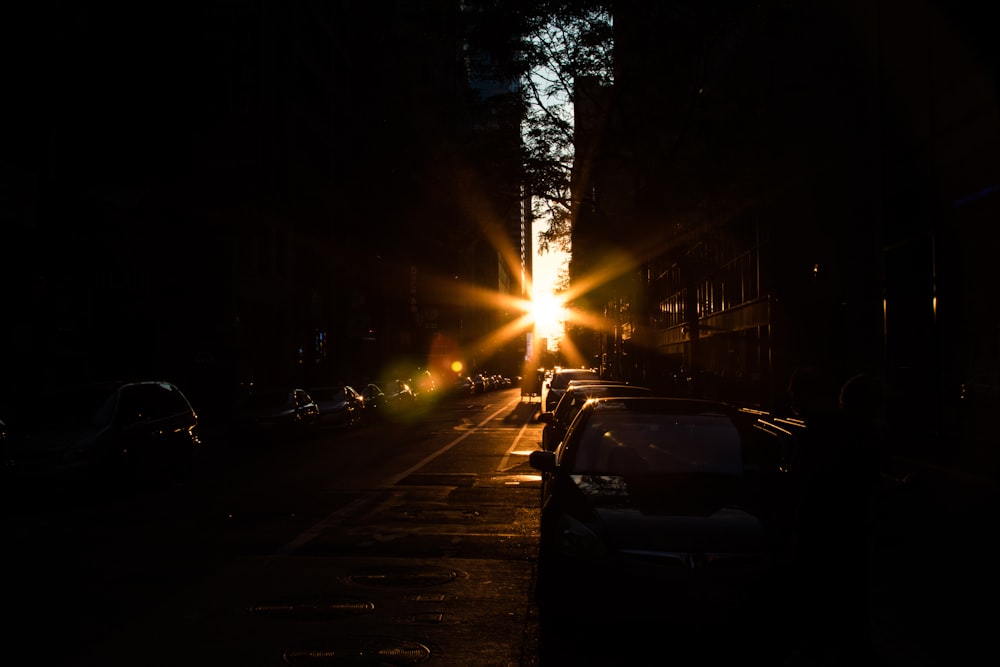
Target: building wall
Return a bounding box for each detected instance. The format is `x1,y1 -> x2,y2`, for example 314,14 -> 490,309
570,1 -> 998,463
0,1 -> 527,416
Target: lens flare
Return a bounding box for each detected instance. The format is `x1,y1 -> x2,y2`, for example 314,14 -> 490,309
529,290 -> 566,340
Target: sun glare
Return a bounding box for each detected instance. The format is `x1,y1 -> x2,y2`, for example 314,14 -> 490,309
530,290 -> 565,340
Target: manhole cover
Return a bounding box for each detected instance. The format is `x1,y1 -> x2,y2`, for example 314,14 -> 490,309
249,595 -> 375,620
283,635 -> 431,665
348,565 -> 461,587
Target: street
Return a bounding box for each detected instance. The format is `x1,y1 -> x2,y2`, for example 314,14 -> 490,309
7,388 -> 544,666
5,386 -> 991,666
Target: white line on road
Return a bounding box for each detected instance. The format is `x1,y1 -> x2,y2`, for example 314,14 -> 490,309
385,397 -> 521,486
498,420 -> 533,472
276,397 -> 522,556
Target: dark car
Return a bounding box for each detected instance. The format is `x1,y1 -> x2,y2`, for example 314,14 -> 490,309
528,396 -> 789,628
451,376 -> 476,396
537,382 -> 656,451
0,380 -> 202,488
232,388 -> 321,444
308,385 -> 366,428
410,370 -> 437,396
361,381 -> 417,419
543,367 -> 602,412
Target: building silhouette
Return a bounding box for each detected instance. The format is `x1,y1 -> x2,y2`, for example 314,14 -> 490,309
0,1 -> 528,418
568,0 -> 998,465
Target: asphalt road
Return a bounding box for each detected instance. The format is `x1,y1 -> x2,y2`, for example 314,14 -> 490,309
5,386 -> 992,666
6,389 -> 544,666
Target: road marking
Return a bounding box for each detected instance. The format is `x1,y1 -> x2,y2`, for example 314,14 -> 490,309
498,421 -> 532,472
277,396 -> 526,556
383,397 -> 520,486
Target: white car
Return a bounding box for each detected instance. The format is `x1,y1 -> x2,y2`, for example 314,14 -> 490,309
543,367 -> 601,412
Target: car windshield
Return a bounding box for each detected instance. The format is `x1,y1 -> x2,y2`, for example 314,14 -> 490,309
551,370 -> 600,389
570,412 -> 743,476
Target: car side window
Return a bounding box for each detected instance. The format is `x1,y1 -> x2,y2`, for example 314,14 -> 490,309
116,387 -> 147,426
565,419 -> 607,472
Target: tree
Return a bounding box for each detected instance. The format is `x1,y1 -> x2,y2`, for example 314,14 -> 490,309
517,1 -> 614,254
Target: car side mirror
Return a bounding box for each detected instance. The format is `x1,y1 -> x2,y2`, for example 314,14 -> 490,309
537,412 -> 554,424
529,450 -> 557,473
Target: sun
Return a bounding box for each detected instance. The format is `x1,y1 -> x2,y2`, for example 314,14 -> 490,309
530,290 -> 566,340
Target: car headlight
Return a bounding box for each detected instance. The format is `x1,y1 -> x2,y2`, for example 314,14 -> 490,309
554,513 -> 609,562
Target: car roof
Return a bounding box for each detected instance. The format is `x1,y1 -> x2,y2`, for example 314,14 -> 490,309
553,368 -> 599,377
566,379 -> 626,385
569,384 -> 652,396
583,395 -> 734,412
564,381 -> 642,391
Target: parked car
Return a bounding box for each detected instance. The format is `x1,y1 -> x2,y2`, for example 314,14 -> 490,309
361,381 -> 417,418
232,388 -> 321,444
411,370 -> 437,395
0,379 -> 202,488
543,367 -> 602,411
528,396 -> 788,628
451,376 -> 476,396
537,382 -> 656,451
389,379 -> 418,406
308,385 -> 366,428
471,374 -> 488,394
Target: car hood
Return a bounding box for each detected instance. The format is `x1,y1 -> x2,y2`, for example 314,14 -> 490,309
569,474 -> 764,551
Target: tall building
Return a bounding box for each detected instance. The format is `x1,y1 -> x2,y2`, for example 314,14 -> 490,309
570,1 -> 998,462
0,1 -> 528,411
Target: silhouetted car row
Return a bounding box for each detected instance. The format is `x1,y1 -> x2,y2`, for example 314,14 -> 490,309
230,379 -> 423,443
309,385 -> 366,428
452,372 -> 513,396
2,369 -> 804,640
0,371 -> 459,492
232,387 -> 322,444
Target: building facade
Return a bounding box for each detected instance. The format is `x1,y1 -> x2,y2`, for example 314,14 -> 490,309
1,1 -> 528,418
568,0 -> 998,462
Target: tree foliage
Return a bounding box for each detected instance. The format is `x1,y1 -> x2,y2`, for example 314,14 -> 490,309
516,1 -> 614,254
